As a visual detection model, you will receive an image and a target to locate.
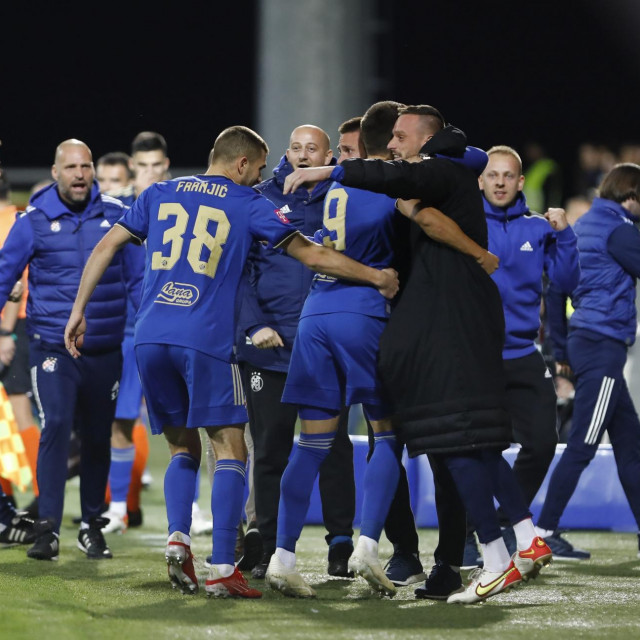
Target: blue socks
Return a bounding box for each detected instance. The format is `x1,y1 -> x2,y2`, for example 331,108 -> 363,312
164,453 -> 199,535
109,445 -> 135,503
360,431 -> 401,541
210,459 -> 246,565
277,431 -> 337,552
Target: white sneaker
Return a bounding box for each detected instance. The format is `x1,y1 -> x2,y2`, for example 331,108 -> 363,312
348,544 -> 396,597
141,469 -> 153,488
191,507 -> 213,536
265,555 -> 316,598
447,561 -> 522,604
100,511 -> 128,534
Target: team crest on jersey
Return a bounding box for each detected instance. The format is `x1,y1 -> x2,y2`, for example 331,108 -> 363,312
155,282 -> 200,306
42,357 -> 58,373
250,372 -> 263,392
274,207 -> 290,224
50,221 -> 61,233
111,380 -> 120,401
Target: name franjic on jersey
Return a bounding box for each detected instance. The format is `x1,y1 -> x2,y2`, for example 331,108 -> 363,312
176,180 -> 228,197
155,282 -> 200,306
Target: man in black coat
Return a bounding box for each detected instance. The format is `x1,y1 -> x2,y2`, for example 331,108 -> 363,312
284,105 -> 552,604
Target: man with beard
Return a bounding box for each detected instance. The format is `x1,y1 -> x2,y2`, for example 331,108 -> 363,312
0,139 -> 142,561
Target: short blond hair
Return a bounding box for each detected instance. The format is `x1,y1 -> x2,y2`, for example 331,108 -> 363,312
487,145 -> 523,174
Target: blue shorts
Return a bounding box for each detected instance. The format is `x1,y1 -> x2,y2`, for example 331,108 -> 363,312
135,343 -> 248,434
115,334 -> 144,420
282,312 -> 391,414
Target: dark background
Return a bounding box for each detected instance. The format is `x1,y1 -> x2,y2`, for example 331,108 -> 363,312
2,1 -> 638,198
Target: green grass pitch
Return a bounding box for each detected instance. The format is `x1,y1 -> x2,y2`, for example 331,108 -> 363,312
2,434 -> 639,640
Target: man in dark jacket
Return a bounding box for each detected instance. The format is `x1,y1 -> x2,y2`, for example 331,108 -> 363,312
236,124 -> 356,578
285,106 -> 553,604
537,163 -> 640,560
0,139 -> 142,561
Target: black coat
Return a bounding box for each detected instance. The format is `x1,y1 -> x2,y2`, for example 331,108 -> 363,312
340,127 -> 511,456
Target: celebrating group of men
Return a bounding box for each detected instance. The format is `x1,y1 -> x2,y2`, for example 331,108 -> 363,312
2,96 -> 640,606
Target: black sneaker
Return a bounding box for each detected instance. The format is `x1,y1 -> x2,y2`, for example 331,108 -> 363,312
17,496 -> 39,520
77,517 -> 113,559
414,560 -> 464,600
327,540 -> 354,578
384,551 -> 427,586
251,550 -> 273,580
237,524 -> 263,572
461,531 -> 483,570
0,514 -> 36,546
26,519 -> 59,561
127,509 -> 143,528
545,530 -> 590,560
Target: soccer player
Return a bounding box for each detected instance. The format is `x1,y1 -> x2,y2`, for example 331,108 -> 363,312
266,102 -> 406,598
65,125 -> 398,598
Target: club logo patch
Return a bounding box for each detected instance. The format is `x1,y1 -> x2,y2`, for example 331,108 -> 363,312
155,282 -> 200,306
250,372 -> 263,392
274,207 -> 290,224
50,221 -> 61,233
42,357 -> 58,372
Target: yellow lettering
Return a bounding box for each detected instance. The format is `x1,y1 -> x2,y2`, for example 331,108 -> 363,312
176,181 -> 185,192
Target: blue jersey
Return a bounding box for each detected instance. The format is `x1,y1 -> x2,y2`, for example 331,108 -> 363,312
302,183 -> 397,319
117,175 -> 298,361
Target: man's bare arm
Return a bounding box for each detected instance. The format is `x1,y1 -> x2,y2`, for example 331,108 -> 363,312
283,233 -> 399,299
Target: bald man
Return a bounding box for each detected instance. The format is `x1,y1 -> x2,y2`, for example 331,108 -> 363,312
0,139 -> 143,561
235,124 -> 357,579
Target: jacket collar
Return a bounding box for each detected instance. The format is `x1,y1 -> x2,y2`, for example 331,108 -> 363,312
271,154 -> 338,201
28,180 -> 103,220
591,196 -> 639,223
483,192 -> 530,221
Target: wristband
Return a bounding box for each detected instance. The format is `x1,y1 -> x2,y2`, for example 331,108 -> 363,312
0,328 -> 13,337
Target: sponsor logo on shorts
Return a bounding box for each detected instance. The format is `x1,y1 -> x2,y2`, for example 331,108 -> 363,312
155,282 -> 200,306
250,372 -> 263,392
42,357 -> 58,373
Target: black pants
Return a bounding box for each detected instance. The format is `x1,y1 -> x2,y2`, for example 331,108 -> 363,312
243,365 -> 355,553
504,351 -> 558,508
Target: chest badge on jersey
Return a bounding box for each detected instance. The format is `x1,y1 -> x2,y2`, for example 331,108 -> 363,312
274,206 -> 290,223
42,357 -> 58,373
155,282 -> 200,307
50,221 -> 61,233
250,372 -> 263,393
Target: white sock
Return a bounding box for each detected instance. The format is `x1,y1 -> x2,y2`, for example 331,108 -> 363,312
481,537 -> 511,573
535,526 -> 554,538
169,531 -> 191,546
356,535 -> 378,556
213,563 -> 234,578
275,547 -> 296,570
513,517 -> 537,550
109,501 -> 127,518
